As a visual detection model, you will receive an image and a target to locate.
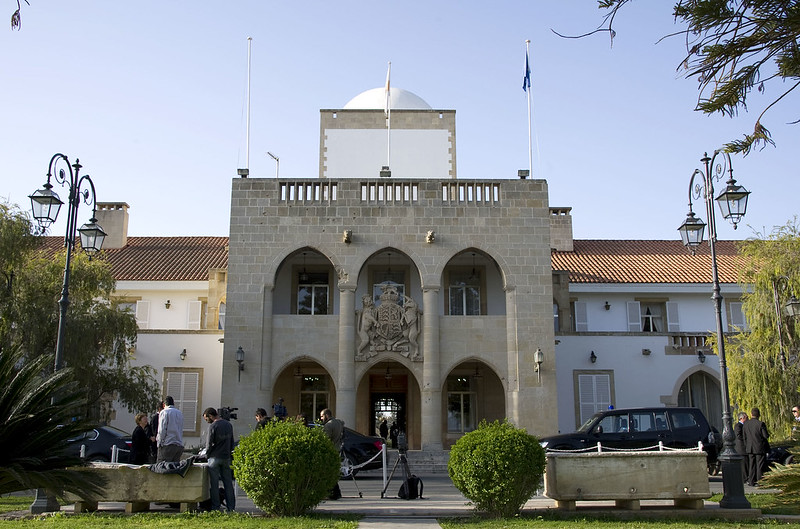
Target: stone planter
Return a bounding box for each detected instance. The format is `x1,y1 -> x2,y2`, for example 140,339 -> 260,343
64,462 -> 210,513
544,450 -> 711,510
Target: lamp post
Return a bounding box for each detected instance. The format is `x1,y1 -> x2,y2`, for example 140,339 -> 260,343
267,151 -> 279,178
677,150 -> 750,509
771,276 -> 800,371
28,154 -> 105,513
29,153 -> 106,372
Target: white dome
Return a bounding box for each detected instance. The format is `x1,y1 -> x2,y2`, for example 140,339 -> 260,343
343,87 -> 432,110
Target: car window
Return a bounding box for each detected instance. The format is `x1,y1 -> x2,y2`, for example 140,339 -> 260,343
630,412 -> 652,432
577,413 -> 602,433
654,411 -> 668,430
670,411 -> 700,429
597,413 -> 628,433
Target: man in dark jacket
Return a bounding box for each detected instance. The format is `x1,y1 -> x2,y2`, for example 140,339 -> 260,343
203,407 -> 236,511
320,408 -> 343,500
734,411 -> 749,482
742,407 -> 770,486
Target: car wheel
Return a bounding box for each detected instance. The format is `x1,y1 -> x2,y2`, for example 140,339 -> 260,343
707,461 -> 721,476
784,454 -> 795,465
89,456 -> 110,463
340,455 -> 356,477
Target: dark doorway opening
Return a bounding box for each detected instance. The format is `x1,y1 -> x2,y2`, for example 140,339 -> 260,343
371,393 -> 405,448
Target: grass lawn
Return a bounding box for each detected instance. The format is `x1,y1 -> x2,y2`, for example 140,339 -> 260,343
0,497 -> 32,515
0,497 -> 358,528
438,493 -> 800,528
3,494 -> 798,528
708,492 -> 800,516
440,519 -> 795,528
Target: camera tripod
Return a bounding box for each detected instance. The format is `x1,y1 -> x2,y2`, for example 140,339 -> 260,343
380,448 -> 413,498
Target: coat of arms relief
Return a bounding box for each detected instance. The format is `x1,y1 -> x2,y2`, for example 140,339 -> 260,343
356,283 -> 422,361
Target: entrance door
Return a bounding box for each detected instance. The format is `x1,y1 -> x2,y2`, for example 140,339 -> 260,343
371,393 -> 406,444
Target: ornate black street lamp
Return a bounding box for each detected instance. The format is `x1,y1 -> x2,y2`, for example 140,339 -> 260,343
28,154 -> 105,513
29,154 -> 106,372
677,150 -> 750,509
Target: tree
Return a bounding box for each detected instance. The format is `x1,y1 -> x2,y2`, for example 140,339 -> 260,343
0,202 -> 39,323
0,345 -> 105,497
0,201 -> 159,423
593,0 -> 800,154
726,219 -> 800,438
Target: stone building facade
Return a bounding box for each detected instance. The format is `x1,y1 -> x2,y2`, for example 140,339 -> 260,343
220,176 -> 559,448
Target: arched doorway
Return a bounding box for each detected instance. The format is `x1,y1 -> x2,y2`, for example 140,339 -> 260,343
678,371 -> 722,432
355,360 -> 420,449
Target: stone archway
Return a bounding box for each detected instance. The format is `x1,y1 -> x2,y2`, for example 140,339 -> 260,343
677,370 -> 722,433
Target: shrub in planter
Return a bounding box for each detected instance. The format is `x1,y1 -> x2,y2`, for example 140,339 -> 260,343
448,419 -> 545,517
232,420 -> 340,515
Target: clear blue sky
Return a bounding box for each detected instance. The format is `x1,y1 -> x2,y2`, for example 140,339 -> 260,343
2,1 -> 797,241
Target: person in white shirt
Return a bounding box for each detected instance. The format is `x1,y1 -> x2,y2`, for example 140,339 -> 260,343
157,395 -> 185,462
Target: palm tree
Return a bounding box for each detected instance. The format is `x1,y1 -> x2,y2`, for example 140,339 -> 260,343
0,346 -> 105,498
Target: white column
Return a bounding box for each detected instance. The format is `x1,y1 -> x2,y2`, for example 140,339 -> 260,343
421,287 -> 442,450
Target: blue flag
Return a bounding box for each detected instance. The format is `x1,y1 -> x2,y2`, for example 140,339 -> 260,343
523,50 -> 531,92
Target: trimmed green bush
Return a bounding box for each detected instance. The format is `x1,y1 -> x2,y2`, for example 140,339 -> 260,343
232,420 -> 340,515
448,419 -> 546,517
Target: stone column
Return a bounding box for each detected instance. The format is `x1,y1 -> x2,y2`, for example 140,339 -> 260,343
505,286 -> 520,425
337,284 -> 357,427
421,287 -> 442,450
260,286 -> 274,392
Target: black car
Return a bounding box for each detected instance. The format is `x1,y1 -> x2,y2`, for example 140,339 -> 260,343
64,426 -> 133,462
539,407 -> 720,471
311,425 -> 384,476
768,440 -> 796,467
341,427 -> 386,475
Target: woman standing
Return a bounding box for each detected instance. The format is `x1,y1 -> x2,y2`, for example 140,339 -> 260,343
129,412 -> 151,465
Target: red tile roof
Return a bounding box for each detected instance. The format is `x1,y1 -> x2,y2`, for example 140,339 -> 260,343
551,240 -> 743,284
40,237 -> 228,281
39,237 -> 741,285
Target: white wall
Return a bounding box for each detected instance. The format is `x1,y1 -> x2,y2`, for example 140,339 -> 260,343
550,284 -> 744,435
110,331 -> 224,448
324,129 -> 452,178
567,285 -> 744,333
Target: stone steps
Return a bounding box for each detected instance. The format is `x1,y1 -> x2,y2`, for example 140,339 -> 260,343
385,450 -> 450,475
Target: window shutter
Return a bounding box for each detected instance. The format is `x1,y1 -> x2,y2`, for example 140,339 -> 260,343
627,301 -> 641,332
729,302 -> 747,330
166,371 -> 200,433
666,302 -> 680,332
574,302 -> 588,332
187,300 -> 202,330
578,373 -> 611,425
135,300 -> 150,329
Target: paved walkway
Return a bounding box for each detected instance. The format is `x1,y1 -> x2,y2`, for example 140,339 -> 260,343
48,472 -> 783,527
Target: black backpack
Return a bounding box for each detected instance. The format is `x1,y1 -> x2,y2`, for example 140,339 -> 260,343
398,475 -> 423,499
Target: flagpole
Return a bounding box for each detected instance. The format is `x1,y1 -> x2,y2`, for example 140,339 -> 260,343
525,40 -> 532,177
246,37 -> 252,171
385,61 -> 392,169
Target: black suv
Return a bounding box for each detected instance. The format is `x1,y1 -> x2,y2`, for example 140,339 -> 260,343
539,407 -> 720,471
